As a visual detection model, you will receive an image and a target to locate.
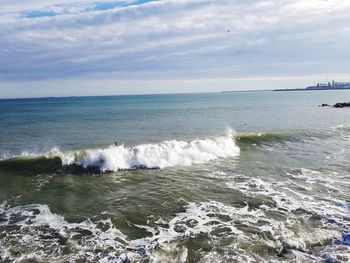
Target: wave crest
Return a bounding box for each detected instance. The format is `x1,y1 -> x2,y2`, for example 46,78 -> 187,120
60,132 -> 239,172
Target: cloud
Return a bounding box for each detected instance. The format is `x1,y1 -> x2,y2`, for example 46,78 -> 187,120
0,0 -> 350,84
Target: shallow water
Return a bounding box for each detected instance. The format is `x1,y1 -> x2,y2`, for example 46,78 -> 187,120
0,91 -> 350,262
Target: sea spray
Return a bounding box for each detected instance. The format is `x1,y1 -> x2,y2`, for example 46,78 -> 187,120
59,130 -> 240,171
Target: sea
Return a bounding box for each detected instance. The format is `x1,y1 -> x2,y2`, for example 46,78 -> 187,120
0,90 -> 349,262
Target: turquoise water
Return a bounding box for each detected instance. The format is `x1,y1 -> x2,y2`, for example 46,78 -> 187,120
0,91 -> 350,262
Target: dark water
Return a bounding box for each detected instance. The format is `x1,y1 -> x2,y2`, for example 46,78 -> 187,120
0,91 -> 350,262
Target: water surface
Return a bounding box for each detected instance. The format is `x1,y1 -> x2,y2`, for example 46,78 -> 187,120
0,91 -> 350,262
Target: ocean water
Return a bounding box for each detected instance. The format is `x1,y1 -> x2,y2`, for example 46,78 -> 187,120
0,91 -> 350,262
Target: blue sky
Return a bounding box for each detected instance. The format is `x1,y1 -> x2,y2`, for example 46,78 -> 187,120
1,0 -> 350,98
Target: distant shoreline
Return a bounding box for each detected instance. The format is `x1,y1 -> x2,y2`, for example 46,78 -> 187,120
274,80 -> 350,92
0,91 -> 215,101
0,90 -> 273,100
273,88 -> 350,92
2,88 -> 350,100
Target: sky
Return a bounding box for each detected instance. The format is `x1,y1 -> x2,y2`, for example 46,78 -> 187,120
1,0 -> 350,98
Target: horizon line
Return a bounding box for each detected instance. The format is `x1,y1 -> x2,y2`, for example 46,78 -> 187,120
0,89 -> 274,100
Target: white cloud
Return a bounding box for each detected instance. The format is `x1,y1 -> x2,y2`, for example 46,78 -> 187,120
0,0 -> 139,13
0,0 -> 350,95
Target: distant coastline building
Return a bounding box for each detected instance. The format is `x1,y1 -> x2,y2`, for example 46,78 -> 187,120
305,80 -> 350,90
273,80 -> 350,91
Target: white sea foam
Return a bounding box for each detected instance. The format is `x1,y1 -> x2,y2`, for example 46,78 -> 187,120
58,131 -> 240,171
332,124 -> 350,132
0,204 -> 133,262
0,132 -> 239,172
224,171 -> 350,261
1,195 -> 349,263
134,199 -> 345,262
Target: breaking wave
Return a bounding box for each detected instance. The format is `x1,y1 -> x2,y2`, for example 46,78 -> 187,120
235,132 -> 299,146
0,131 -> 240,172
61,131 -> 240,171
